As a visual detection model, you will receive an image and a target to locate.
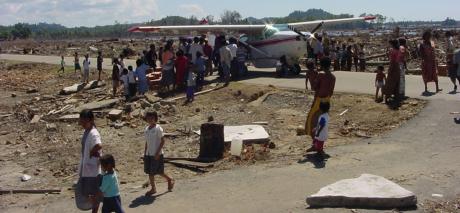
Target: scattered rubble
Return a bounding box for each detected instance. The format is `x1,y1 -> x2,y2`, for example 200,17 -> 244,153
0,60 -> 426,210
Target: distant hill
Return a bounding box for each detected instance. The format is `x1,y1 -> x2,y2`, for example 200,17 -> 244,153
286,9 -> 353,20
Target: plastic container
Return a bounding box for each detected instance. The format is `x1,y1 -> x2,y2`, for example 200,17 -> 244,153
230,137 -> 243,156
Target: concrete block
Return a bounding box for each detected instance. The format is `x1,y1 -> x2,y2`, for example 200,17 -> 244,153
306,174 -> 417,209
108,109 -> 123,120
30,115 -> 41,124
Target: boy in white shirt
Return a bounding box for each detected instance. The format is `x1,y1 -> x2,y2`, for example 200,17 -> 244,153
127,66 -> 137,98
186,64 -> 197,103
307,102 -> 330,157
143,111 -> 174,196
119,69 -> 130,101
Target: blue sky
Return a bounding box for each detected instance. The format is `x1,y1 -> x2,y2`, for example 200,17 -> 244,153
0,0 -> 458,27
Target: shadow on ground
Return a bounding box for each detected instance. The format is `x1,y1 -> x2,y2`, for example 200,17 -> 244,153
297,153 -> 331,169
129,191 -> 169,208
239,69 -> 306,80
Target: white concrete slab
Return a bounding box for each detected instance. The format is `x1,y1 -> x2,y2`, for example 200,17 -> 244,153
306,174 -> 417,209
195,125 -> 269,144
73,99 -> 119,112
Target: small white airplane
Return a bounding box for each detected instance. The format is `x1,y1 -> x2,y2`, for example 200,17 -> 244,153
128,16 -> 375,75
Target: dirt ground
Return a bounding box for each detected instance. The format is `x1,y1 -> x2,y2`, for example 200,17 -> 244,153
421,196 -> 460,212
0,60 -> 426,209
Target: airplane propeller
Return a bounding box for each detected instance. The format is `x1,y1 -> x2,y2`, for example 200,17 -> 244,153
287,25 -> 308,40
287,21 -> 325,41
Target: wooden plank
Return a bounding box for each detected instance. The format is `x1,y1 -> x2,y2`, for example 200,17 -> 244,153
167,86 -> 224,102
365,53 -> 386,60
0,189 -> 61,195
166,160 -> 214,168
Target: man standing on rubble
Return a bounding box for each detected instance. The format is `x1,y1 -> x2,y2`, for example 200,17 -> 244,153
452,48 -> 460,90
219,39 -> 232,86
227,37 -> 239,80
305,57 -> 336,137
97,51 -> 103,81
189,37 -> 203,63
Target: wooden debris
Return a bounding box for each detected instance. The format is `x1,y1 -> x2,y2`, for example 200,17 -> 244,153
59,114 -> 80,121
0,114 -> 13,119
252,121 -> 268,125
30,115 -> 42,124
365,53 -> 386,60
167,86 -> 224,102
166,160 -> 214,168
0,189 -> 61,195
339,109 -> 349,116
48,105 -> 73,115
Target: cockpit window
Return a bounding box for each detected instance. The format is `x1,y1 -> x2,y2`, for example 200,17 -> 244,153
263,26 -> 279,39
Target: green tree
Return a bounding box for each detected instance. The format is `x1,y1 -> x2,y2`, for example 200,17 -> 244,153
442,17 -> 457,26
221,10 -> 242,24
11,23 -> 31,39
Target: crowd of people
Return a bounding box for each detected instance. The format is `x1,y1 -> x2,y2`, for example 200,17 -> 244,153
70,35 -> 250,104
156,35 -> 249,96
307,32 -> 367,72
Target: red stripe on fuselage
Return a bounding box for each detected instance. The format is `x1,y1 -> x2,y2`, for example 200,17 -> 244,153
249,36 -> 299,47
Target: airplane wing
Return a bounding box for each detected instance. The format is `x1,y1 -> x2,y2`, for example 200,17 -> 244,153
287,16 -> 376,29
128,16 -> 375,33
128,25 -> 266,33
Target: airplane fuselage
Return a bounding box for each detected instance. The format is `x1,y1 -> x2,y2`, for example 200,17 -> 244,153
247,30 -> 308,68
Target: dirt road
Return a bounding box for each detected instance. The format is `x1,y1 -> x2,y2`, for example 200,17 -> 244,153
2,53 -> 459,101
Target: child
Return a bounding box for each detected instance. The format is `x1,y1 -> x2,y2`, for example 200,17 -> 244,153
58,55 -> 65,74
375,65 -> 386,101
119,68 -> 129,101
195,52 -> 206,90
186,63 -> 197,103
97,51 -> 103,81
307,102 -> 330,156
82,54 -> 91,84
143,111 -> 174,196
305,59 -> 318,91
127,66 -> 137,98
98,154 -> 124,213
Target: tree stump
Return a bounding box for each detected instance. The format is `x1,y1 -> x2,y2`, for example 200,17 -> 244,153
199,123 -> 224,161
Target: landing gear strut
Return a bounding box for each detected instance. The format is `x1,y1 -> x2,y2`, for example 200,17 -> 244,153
276,55 -> 301,77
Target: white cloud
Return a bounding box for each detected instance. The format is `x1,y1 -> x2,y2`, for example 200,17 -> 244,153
0,0 -> 159,27
178,4 -> 205,18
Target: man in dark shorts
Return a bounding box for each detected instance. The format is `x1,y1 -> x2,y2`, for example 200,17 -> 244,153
74,52 -> 81,74
97,51 -> 103,81
450,49 -> 460,92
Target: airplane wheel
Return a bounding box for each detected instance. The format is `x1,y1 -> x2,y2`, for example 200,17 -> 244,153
292,64 -> 301,75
